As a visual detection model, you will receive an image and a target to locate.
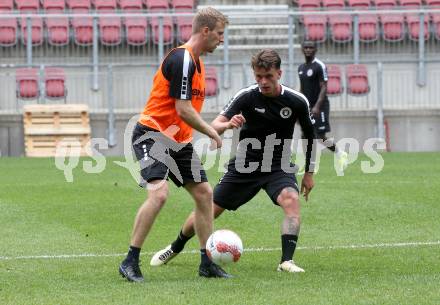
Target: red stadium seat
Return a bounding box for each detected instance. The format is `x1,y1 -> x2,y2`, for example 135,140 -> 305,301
0,15 -> 17,46
44,67 -> 67,100
303,15 -> 327,42
297,0 -> 321,10
171,0 -> 194,10
99,16 -> 122,45
119,0 -> 143,10
21,17 -> 43,45
15,0 -> 39,12
124,17 -> 148,45
426,0 -> 440,6
359,14 -> 379,42
71,16 -> 93,46
347,0 -> 370,9
145,0 -> 173,45
66,0 -> 91,11
16,68 -> 40,100
373,0 -> 396,8
346,64 -> 369,95
322,0 -> 345,9
175,15 -> 192,43
380,14 -> 405,41
399,0 -> 421,7
0,0 -> 13,10
46,15 -> 70,46
328,15 -> 352,42
42,0 -> 66,12
326,64 -> 343,96
94,0 -> 117,11
406,14 -> 430,41
432,14 -> 440,40
205,66 -> 219,97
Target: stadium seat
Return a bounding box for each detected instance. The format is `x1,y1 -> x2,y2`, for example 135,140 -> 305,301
399,0 -> 422,7
303,15 -> 328,42
171,0 -> 194,43
346,64 -> 369,95
359,14 -> 379,42
297,0 -> 321,10
21,17 -> 43,45
94,0 -> 117,11
99,16 -> 122,46
42,0 -> 66,12
71,16 -> 93,46
119,0 -> 143,10
15,0 -> 39,12
44,67 -> 67,100
373,0 -> 396,8
146,0 -> 173,45
205,66 -> 219,97
432,13 -> 440,40
322,0 -> 345,9
66,0 -> 91,11
46,15 -> 70,46
426,0 -> 440,6
0,0 -> 13,10
380,14 -> 405,41
16,68 -> 40,100
0,15 -> 17,46
406,14 -> 430,41
124,17 -> 148,45
347,0 -> 370,9
326,64 -> 343,95
171,0 -> 194,10
328,15 -> 353,42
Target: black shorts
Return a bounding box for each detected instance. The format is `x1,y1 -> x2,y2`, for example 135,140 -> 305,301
132,123 -> 207,187
313,102 -> 331,134
213,167 -> 299,211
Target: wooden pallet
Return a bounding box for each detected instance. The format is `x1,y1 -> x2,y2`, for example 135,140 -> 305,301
23,104 -> 91,157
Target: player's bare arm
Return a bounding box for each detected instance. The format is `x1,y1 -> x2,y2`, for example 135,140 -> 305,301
175,99 -> 222,148
300,172 -> 314,201
211,114 -> 246,135
312,80 -> 327,115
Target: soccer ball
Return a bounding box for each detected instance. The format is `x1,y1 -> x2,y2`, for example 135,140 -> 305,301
206,229 -> 243,265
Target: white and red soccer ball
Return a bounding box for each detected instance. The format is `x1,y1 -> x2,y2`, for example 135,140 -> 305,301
206,229 -> 243,265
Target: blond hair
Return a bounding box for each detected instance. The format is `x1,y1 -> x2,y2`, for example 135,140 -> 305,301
192,7 -> 228,34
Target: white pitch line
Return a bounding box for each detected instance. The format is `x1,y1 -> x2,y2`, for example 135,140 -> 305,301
0,240 -> 439,261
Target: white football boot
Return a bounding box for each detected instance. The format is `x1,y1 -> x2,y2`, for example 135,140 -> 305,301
277,260 -> 305,273
150,245 -> 178,266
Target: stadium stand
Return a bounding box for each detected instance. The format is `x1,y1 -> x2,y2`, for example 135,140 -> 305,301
145,0 -> 174,45
71,15 -> 93,46
46,14 -> 70,46
172,0 -> 195,43
20,16 -> 44,45
347,0 -> 371,8
124,17 -> 148,45
42,0 -> 66,12
99,16 -> 123,46
359,14 -> 379,42
67,0 -> 91,11
0,14 -> 17,46
94,0 -> 117,11
297,0 -> 320,10
16,68 -> 40,100
303,15 -> 328,42
15,0 -> 39,12
205,66 -> 219,97
44,67 -> 67,100
326,64 -> 343,96
119,0 -> 143,10
0,0 -> 13,10
346,64 -> 369,95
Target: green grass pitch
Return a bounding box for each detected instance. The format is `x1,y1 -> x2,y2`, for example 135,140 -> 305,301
1,153 -> 439,305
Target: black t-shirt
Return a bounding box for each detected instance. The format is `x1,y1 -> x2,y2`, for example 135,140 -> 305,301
298,57 -> 329,107
161,48 -> 201,100
221,84 -> 316,172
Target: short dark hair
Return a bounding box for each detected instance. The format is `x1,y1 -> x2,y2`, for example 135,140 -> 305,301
251,49 -> 281,70
301,40 -> 317,48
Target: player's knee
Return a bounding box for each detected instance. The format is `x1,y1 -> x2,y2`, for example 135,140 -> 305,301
193,184 -> 213,204
152,190 -> 168,206
278,188 -> 299,204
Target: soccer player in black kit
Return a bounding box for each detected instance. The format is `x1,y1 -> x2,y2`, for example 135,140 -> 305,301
298,40 -> 347,174
150,49 -> 316,274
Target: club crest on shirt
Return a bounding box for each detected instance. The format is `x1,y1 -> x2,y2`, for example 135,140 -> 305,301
307,69 -> 313,77
280,107 -> 292,119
